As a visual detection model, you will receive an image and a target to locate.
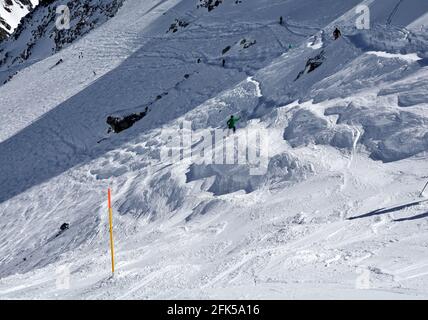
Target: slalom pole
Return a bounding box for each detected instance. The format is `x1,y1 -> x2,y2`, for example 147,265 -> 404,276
419,180 -> 428,198
108,188 -> 115,274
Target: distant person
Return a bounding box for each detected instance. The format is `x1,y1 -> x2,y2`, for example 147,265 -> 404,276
222,59 -> 226,67
333,27 -> 342,40
50,58 -> 64,70
280,16 -> 283,25
227,115 -> 240,134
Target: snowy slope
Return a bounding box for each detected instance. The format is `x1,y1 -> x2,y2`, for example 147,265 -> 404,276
0,0 -> 37,38
0,0 -> 125,84
0,0 -> 428,299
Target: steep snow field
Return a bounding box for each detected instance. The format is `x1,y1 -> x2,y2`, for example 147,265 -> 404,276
0,0 -> 38,35
0,0 -> 428,299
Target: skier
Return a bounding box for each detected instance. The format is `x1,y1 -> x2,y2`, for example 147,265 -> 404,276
222,58 -> 226,67
333,27 -> 342,40
227,115 -> 240,134
279,16 -> 283,25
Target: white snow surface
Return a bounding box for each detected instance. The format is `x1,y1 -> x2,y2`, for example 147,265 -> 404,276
0,0 -> 38,33
0,0 -> 428,299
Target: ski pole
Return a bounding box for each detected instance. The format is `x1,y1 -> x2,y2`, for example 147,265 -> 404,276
419,180 -> 428,198
108,188 -> 115,274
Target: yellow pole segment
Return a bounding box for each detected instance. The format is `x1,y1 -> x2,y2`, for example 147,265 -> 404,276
108,188 -> 115,274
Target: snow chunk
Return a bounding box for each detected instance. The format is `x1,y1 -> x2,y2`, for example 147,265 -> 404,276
366,51 -> 422,63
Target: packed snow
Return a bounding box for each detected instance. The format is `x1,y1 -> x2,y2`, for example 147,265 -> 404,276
0,0 -> 428,299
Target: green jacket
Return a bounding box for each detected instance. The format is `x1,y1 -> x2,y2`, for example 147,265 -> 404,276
227,117 -> 240,128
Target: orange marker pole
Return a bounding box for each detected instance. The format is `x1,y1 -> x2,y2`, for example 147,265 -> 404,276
108,188 -> 115,274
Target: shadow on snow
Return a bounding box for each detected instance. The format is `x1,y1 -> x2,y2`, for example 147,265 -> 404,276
348,200 -> 428,220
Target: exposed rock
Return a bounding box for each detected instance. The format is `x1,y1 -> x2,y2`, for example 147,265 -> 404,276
294,50 -> 325,81
167,19 -> 189,33
197,0 -> 223,12
0,0 -> 125,85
